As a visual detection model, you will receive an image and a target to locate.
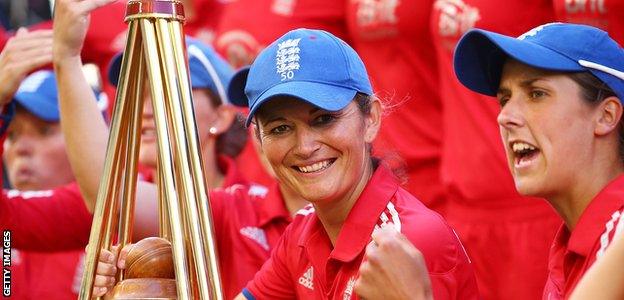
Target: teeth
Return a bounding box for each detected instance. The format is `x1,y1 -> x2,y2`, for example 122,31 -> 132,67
512,142 -> 536,153
298,160 -> 331,173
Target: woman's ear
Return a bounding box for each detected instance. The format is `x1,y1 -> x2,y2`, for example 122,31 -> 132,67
209,105 -> 238,135
595,96 -> 623,136
364,98 -> 382,143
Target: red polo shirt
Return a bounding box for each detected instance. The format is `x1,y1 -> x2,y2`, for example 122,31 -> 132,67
0,183 -> 92,299
243,166 -> 478,299
0,184 -> 92,251
553,0 -> 624,44
543,174 -> 624,300
210,181 -> 292,299
345,0 -> 444,210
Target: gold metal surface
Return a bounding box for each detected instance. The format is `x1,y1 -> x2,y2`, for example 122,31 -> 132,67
79,1 -> 222,299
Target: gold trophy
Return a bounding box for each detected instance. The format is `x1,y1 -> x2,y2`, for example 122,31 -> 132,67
78,1 -> 222,299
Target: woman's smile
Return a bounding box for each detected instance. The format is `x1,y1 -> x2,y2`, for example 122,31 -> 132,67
292,158 -> 337,174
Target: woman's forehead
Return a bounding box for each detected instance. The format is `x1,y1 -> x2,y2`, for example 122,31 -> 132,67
501,60 -> 560,79
499,60 -> 569,91
13,107 -> 58,127
257,97 -> 323,119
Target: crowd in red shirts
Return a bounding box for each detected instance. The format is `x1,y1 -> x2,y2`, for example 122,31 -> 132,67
0,0 -> 623,299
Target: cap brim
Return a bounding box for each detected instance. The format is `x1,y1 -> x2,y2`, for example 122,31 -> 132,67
228,66 -> 250,107
454,29 -> 585,96
245,81 -> 356,127
14,94 -> 59,122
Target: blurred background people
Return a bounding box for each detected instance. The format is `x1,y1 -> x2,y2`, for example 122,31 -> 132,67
345,0 -> 445,211
2,70 -> 98,299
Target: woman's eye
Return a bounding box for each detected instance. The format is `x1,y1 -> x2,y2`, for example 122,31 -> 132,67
270,124 -> 290,135
39,126 -> 53,136
530,90 -> 546,99
313,114 -> 335,125
497,97 -> 509,107
6,130 -> 15,142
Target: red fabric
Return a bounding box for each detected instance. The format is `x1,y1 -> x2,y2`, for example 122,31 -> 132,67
210,180 -> 291,300
553,0 -> 624,44
245,166 -> 478,299
345,0 -> 444,210
0,190 -> 89,296
0,184 -> 92,251
0,26 -> 7,50
18,251 -> 85,300
215,0 -> 348,69
543,175 -> 624,299
82,0 -> 228,115
429,1 -> 561,299
219,155 -> 249,187
184,0 -> 226,45
5,249 -> 27,299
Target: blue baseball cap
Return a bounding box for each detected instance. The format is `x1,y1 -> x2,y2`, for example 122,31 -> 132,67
109,37 -> 234,103
454,22 -> 624,101
13,70 -> 107,122
228,28 -> 373,126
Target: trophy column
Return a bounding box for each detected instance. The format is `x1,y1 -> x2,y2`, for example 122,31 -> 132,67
78,1 -> 223,299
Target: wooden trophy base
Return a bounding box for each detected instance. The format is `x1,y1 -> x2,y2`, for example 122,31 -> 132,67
104,278 -> 177,299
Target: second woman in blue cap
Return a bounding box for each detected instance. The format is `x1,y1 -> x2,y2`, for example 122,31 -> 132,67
454,22 -> 624,299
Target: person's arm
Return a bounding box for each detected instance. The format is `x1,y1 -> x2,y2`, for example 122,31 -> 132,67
52,0 -> 167,242
52,0 -> 116,213
569,231 -> 624,300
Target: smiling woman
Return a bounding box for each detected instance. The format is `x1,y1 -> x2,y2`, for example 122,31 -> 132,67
454,22 -> 624,299
228,28 -> 479,300
254,96 -> 376,213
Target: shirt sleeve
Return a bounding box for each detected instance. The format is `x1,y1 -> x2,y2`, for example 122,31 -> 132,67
0,184 -> 93,251
244,224 -> 296,300
208,187 -> 230,242
400,206 -> 480,300
427,237 -> 480,300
